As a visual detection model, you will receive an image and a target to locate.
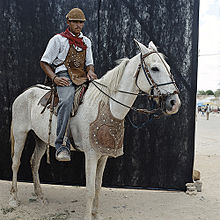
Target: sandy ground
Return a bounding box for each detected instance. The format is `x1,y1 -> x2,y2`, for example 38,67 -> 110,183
0,113 -> 220,220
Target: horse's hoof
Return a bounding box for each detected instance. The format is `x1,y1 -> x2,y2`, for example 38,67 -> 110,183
40,197 -> 49,205
35,196 -> 49,206
9,198 -> 20,208
92,212 -> 102,220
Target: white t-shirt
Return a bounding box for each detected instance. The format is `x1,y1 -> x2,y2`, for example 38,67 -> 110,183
206,105 -> 211,113
41,32 -> 94,74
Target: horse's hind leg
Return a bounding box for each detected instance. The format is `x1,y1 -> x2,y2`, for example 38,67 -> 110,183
30,136 -> 47,202
9,128 -> 28,207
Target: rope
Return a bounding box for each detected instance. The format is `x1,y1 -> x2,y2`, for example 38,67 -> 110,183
46,84 -> 55,164
127,114 -> 153,129
126,98 -> 164,129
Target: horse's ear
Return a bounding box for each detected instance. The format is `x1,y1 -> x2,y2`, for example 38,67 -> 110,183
134,39 -> 150,54
148,41 -> 158,52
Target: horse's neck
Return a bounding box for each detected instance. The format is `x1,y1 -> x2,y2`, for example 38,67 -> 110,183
110,55 -> 140,119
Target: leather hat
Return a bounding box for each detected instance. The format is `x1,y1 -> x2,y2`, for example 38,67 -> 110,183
66,8 -> 86,21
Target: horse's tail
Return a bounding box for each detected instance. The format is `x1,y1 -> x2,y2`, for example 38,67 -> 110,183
10,122 -> 15,159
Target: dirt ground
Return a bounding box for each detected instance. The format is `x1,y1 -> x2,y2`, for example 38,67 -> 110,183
0,113 -> 220,220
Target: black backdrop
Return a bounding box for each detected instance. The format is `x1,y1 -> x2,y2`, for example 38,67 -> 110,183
0,0 -> 199,190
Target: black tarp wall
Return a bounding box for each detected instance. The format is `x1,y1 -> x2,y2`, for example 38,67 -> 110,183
0,0 -> 199,190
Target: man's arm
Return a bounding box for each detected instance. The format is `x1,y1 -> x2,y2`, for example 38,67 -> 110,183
40,35 -> 70,86
84,37 -> 97,81
40,61 -> 70,86
86,64 -> 97,81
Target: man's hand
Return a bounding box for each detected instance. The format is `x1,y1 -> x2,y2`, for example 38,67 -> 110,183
87,69 -> 97,81
86,65 -> 97,81
40,61 -> 70,86
54,76 -> 71,86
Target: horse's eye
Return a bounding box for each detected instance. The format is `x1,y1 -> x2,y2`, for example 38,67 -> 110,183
151,67 -> 159,72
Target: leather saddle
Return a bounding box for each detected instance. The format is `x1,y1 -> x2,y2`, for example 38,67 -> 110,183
38,83 -> 88,116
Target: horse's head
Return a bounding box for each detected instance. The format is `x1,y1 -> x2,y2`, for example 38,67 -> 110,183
134,40 -> 181,115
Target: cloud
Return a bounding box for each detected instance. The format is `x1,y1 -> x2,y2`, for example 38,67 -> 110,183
198,0 -> 220,91
199,18 -> 220,54
197,55 -> 220,90
200,0 -> 220,18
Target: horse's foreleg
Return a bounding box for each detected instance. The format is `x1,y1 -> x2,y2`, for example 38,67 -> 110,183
30,137 -> 47,202
84,151 -> 99,220
9,131 -> 27,207
92,156 -> 108,220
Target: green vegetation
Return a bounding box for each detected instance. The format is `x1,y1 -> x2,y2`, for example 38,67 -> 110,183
34,210 -> 70,220
1,207 -> 15,215
29,198 -> 37,202
9,217 -> 21,220
215,89 -> 220,97
197,89 -> 220,97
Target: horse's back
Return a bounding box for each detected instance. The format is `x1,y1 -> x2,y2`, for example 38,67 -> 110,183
12,85 -> 51,135
13,85 -> 50,106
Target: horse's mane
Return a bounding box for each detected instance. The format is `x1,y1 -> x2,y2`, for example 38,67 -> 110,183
87,58 -> 130,104
98,58 -> 130,92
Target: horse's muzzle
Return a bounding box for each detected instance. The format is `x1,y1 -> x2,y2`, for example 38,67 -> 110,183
165,94 -> 181,115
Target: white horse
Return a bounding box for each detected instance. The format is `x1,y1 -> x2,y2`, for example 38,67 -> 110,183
9,40 -> 181,220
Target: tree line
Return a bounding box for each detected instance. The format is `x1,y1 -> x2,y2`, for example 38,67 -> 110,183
197,89 -> 220,96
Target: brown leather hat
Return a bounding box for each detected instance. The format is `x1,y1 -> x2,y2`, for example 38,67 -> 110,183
66,8 -> 86,21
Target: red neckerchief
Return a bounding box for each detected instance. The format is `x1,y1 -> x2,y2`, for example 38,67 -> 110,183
59,28 -> 87,50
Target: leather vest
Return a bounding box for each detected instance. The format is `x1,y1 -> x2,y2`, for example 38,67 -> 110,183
64,46 -> 87,85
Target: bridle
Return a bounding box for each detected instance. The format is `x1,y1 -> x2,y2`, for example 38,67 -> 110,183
134,51 -> 179,114
136,51 -> 179,96
91,50 -> 179,117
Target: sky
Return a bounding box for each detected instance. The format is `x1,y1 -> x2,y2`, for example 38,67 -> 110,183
197,0 -> 220,91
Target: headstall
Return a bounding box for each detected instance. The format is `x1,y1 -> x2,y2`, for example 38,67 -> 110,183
91,50 -> 179,116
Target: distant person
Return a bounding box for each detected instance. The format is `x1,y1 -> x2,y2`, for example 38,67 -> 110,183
206,104 -> 211,120
201,107 -> 205,116
197,106 -> 201,114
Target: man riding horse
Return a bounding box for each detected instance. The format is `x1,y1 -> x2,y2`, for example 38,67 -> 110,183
40,8 -> 97,162
10,37 -> 181,219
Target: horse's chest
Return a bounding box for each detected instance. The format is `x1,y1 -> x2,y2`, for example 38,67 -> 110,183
89,101 -> 124,157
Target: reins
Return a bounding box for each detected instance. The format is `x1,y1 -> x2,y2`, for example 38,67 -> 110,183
91,80 -> 159,114
92,80 -> 162,98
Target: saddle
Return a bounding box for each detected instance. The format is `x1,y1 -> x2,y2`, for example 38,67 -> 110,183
38,83 -> 88,116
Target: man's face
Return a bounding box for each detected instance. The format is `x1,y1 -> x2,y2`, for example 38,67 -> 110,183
67,20 -> 85,36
